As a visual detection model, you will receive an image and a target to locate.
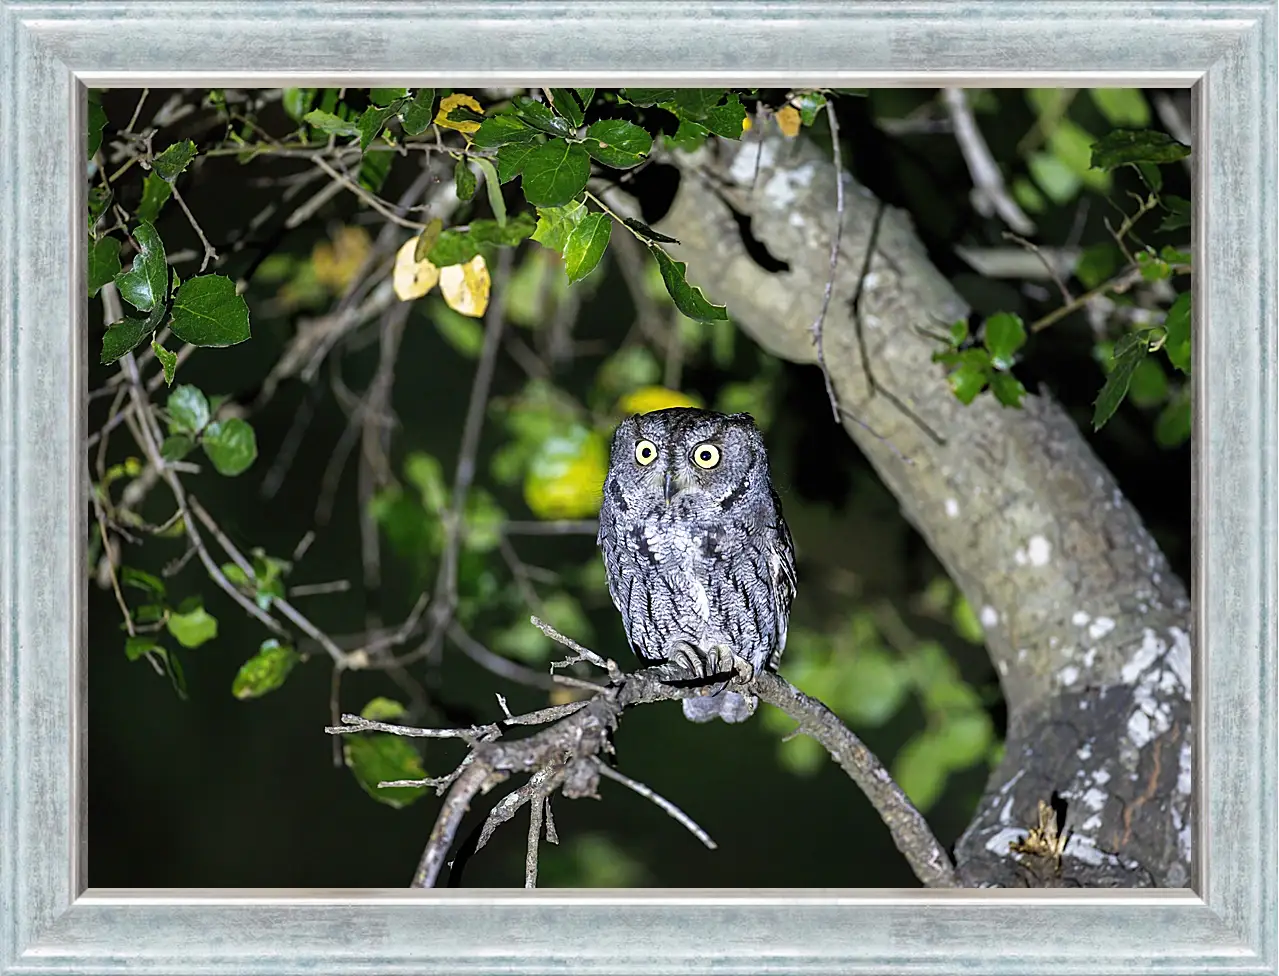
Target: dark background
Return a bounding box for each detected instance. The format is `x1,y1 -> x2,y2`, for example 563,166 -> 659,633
87,87 -> 1191,888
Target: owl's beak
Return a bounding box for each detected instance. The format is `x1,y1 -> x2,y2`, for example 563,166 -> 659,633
664,469 -> 676,506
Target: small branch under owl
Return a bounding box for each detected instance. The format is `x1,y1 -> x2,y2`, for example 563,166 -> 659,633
327,617 -> 959,889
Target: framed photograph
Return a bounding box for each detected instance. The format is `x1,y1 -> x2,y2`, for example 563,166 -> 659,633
1,1 -> 1274,973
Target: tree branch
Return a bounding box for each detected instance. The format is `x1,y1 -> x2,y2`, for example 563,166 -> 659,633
651,128 -> 1191,888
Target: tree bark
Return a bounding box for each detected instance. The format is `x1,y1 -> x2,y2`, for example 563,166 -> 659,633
645,131 -> 1192,888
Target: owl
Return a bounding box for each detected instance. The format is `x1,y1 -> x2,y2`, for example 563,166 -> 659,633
596,407 -> 797,723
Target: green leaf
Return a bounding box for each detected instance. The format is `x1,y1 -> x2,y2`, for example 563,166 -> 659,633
170,274 -> 251,347
519,139 -> 591,207
125,634 -> 160,661
649,245 -> 728,321
166,604 -> 218,649
1027,151 -> 1081,204
670,89 -> 725,121
136,172 -> 174,224
454,158 -> 478,201
1136,249 -> 1171,282
584,119 -> 653,169
1088,88 -> 1151,127
1135,161 -> 1163,193
989,372 -> 1027,408
343,734 -> 428,808
948,319 -> 970,346
496,141 -> 536,183
512,96 -> 573,137
167,384 -> 210,434
1075,243 -> 1121,289
470,212 -> 535,246
547,87 -> 587,129
432,301 -> 485,357
357,102 -> 400,152
88,99 -> 108,159
115,222 -> 169,313
1093,330 -> 1152,429
281,87 -> 316,122
619,88 -> 678,107
704,94 -> 748,139
620,217 -> 679,245
531,201 -> 588,253
231,640 -> 299,699
1128,355 -> 1169,407
302,109 -> 360,137
893,730 -> 949,812
359,149 -> 393,193
951,596 -> 985,644
361,697 -> 408,721
152,140 -> 197,182
934,712 -> 996,771
474,156 -> 507,225
88,236 -> 121,298
666,118 -> 710,153
1046,119 -> 1111,191
121,565 -> 166,596
99,303 -> 165,365
838,646 -> 910,726
399,88 -> 437,135
202,418 -> 258,476
948,364 -> 989,404
1154,394 -> 1191,447
151,340 -> 177,386
472,114 -> 539,149
1159,194 -> 1191,232
1161,244 -> 1192,266
1163,291 -> 1191,373
405,452 -> 449,513
160,434 -> 194,461
794,91 -> 827,127
1090,128 -> 1190,170
563,212 -> 611,283
370,87 -> 408,106
982,312 -> 1026,369
88,185 -> 113,226
427,216 -> 535,268
427,230 -> 481,268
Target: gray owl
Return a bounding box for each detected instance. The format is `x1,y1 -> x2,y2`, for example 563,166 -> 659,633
596,407 -> 797,723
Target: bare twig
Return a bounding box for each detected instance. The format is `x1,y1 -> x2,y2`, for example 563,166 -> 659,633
169,183 -> 219,272
325,712 -> 500,745
525,775 -> 547,888
596,762 -> 717,850
1003,232 -> 1074,306
809,96 -> 847,423
942,87 -> 1036,235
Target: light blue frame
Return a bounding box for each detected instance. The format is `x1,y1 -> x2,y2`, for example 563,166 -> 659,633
1,2 -> 1274,973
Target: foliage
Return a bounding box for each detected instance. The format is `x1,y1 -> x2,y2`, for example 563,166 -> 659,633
86,84 -> 1191,885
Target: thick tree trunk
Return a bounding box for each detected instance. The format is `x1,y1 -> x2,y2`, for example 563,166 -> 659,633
646,132 -> 1192,888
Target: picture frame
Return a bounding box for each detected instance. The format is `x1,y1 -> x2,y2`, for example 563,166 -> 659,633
1,1 -> 1274,972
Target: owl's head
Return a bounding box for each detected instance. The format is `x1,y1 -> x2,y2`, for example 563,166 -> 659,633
606,407 -> 769,513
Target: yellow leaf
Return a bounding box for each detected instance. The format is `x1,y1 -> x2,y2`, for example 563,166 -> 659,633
435,93 -> 483,134
523,427 -> 609,520
311,226 -> 372,293
439,255 -> 490,318
616,386 -> 703,415
392,238 -> 440,301
741,115 -> 753,133
775,105 -> 801,139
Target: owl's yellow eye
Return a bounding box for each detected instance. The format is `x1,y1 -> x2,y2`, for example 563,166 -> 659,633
634,439 -> 658,465
692,443 -> 721,469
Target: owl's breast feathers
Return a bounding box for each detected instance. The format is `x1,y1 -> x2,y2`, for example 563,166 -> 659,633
598,476 -> 796,672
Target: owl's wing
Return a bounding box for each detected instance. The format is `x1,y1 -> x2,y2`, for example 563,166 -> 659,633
766,487 -> 798,669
